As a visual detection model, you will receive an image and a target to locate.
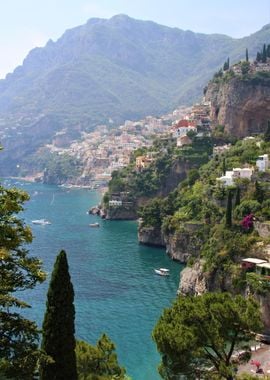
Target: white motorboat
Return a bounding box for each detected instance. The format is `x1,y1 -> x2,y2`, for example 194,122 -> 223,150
89,222 -> 100,228
154,268 -> 170,276
32,219 -> 51,225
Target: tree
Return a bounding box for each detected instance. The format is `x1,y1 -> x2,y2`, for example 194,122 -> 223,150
254,180 -> 264,203
256,51 -> 262,62
267,44 -> 270,58
223,57 -> 230,71
245,48 -> 249,62
153,293 -> 262,380
0,184 -> 46,379
235,186 -> 241,207
241,61 -> 250,75
264,121 -> 270,142
76,335 -> 126,380
234,200 -> 261,220
225,190 -> 233,228
262,43 -> 267,63
40,250 -> 77,380
222,158 -> 226,176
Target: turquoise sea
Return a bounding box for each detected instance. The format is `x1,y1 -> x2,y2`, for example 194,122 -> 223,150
6,179 -> 183,380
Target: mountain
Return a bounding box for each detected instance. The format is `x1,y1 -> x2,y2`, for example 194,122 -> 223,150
1,15 -> 270,175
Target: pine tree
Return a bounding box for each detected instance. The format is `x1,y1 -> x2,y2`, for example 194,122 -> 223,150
235,187 -> 241,207
40,250 -> 77,380
225,190 -> 233,228
245,48 -> 249,62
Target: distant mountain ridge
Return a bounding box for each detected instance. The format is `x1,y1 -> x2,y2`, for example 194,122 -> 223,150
1,15 -> 270,175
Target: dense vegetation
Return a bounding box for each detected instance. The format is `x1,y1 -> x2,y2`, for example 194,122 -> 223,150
106,135 -> 213,202
76,336 -> 126,380
139,136 -> 270,292
153,293 -> 262,380
0,183 -> 46,379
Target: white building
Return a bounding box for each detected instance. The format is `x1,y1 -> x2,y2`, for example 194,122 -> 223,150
217,171 -> 234,186
109,200 -> 123,207
256,154 -> 269,172
216,167 -> 253,186
232,167 -> 253,180
173,125 -> 197,138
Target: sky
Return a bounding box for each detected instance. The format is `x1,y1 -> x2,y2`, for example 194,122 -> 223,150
0,0 -> 269,79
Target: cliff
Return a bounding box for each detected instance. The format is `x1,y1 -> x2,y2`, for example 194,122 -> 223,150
138,225 -> 165,247
164,222 -> 205,262
105,205 -> 137,220
205,76 -> 270,137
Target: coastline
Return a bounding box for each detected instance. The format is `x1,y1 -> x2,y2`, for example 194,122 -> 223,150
5,176 -> 108,194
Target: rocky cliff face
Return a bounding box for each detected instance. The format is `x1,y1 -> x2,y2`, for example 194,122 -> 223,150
164,223 -> 205,262
205,77 -> 270,137
105,206 -> 137,220
178,261 -> 207,296
137,225 -> 165,247
178,261 -> 270,335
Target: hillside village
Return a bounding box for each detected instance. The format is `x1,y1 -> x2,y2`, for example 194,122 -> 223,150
39,45 -> 270,187
40,101 -> 213,186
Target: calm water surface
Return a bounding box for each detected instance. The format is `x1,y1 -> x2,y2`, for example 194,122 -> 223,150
6,179 -> 183,380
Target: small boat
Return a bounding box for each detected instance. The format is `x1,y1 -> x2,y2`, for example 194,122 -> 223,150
32,219 -> 51,225
154,268 -> 170,276
89,222 -> 100,228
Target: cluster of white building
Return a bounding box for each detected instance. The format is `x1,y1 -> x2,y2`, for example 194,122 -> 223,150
216,154 -> 269,187
217,167 -> 254,186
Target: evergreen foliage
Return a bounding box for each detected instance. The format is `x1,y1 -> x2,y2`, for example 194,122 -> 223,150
225,190 -> 233,228
254,180 -> 264,203
267,44 -> 270,58
40,250 -> 77,380
223,57 -> 230,71
262,43 -> 267,63
235,186 -> 241,207
246,48 -> 249,62
0,184 -> 46,379
153,293 -> 262,380
241,61 -> 250,75
222,157 -> 226,175
76,336 -> 126,380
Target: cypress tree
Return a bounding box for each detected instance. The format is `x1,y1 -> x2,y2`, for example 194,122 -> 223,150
255,180 -> 264,203
225,190 -> 233,228
262,44 -> 267,63
235,187 -> 241,207
256,51 -> 262,62
245,48 -> 249,62
222,158 -> 226,176
40,250 -> 77,380
267,44 -> 270,58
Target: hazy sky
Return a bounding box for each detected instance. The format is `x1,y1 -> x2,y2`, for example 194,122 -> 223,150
0,0 -> 269,78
